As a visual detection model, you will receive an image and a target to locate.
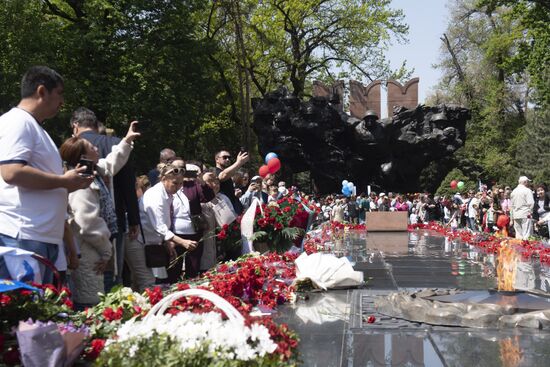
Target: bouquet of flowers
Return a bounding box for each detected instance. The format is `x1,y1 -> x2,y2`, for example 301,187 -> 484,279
97,289 -> 298,366
0,283 -> 73,334
16,320 -> 88,367
250,198 -> 308,253
216,221 -> 243,261
76,285 -> 151,341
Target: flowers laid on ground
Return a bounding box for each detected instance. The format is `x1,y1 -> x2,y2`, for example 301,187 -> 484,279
409,222 -> 550,265
217,220 -> 243,260
0,283 -> 73,334
98,311 -> 286,366
16,319 -> 89,367
0,281 -> 74,364
69,252 -> 300,364
77,286 -> 150,344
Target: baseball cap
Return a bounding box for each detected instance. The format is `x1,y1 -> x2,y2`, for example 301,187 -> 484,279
251,175 -> 262,182
185,164 -> 200,172
379,192 -> 386,197
518,176 -> 531,183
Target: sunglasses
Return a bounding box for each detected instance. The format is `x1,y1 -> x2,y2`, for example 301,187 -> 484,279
164,167 -> 185,175
220,155 -> 231,160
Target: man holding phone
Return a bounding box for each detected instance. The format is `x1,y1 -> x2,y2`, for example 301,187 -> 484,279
215,149 -> 249,214
240,175 -> 268,211
0,66 -> 93,283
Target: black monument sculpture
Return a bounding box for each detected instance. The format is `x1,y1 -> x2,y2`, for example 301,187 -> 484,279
252,87 -> 470,193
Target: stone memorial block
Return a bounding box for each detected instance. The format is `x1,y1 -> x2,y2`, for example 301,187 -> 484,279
366,212 -> 408,231
349,80 -> 381,119
387,78 -> 419,116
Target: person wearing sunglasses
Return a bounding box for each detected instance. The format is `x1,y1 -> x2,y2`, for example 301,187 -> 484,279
215,149 -> 249,214
169,160 -> 214,281
126,163 -> 197,290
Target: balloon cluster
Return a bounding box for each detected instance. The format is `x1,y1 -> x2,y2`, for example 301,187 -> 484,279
259,152 -> 281,178
450,180 -> 464,190
341,180 -> 355,197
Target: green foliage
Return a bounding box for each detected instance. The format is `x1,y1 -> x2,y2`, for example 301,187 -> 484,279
429,0 -> 549,190
250,226 -> 304,253
208,0 -> 410,97
515,107 -> 550,185
0,0 -> 233,173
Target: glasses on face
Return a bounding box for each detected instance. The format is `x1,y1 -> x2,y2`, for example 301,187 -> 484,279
221,155 -> 231,160
165,167 -> 185,176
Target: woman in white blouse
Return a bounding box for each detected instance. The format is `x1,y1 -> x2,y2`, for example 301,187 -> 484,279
125,164 -> 197,289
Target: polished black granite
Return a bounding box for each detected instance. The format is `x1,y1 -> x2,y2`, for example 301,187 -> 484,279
274,230 -> 550,366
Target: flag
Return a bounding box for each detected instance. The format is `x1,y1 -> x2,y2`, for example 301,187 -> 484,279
241,198 -> 260,254
0,247 -> 42,283
0,279 -> 38,293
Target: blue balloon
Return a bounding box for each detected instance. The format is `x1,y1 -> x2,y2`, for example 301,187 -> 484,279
265,152 -> 278,164
347,182 -> 354,190
341,188 -> 347,195
342,180 -> 349,186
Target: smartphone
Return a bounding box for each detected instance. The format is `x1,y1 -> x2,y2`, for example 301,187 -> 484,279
78,158 -> 95,177
134,119 -> 151,133
240,146 -> 247,154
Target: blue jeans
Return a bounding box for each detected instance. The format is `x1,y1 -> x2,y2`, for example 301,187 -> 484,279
0,233 -> 59,284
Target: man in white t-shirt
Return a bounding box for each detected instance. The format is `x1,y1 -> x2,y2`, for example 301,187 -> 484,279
511,176 -> 535,240
0,66 -> 92,283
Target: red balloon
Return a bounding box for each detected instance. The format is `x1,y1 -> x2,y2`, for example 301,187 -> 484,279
267,157 -> 281,174
450,180 -> 458,189
259,165 -> 270,177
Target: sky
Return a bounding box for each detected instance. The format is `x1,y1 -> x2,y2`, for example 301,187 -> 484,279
384,0 -> 450,105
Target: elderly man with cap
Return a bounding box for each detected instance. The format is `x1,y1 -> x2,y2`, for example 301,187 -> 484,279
511,176 -> 535,240
240,175 -> 268,211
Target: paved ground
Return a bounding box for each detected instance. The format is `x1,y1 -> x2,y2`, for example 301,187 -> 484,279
275,230 -> 550,366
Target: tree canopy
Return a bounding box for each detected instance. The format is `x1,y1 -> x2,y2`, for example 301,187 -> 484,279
430,0 -> 549,191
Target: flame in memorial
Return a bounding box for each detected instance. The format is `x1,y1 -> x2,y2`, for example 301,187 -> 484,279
496,240 -> 521,291
499,336 -> 523,367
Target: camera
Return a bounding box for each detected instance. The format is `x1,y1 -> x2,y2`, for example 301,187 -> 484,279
78,158 -> 95,177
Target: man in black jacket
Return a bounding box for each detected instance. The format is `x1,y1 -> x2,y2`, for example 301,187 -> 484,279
71,107 -> 140,289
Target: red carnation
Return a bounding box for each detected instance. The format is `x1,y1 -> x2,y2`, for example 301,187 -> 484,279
102,307 -> 123,321
84,339 -> 106,361
0,294 -> 11,307
63,297 -> 74,309
217,230 -> 228,240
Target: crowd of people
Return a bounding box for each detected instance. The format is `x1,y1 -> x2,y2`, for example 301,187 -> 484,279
0,65 -> 298,309
316,177 -> 550,241
0,66 -> 548,310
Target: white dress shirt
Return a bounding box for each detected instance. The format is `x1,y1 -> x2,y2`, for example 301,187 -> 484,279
139,182 -> 175,245
173,190 -> 195,235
